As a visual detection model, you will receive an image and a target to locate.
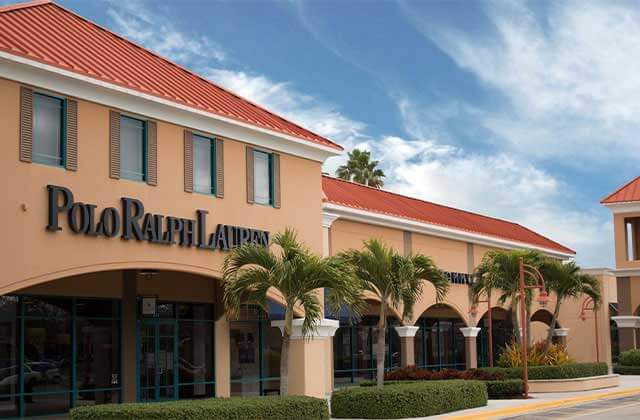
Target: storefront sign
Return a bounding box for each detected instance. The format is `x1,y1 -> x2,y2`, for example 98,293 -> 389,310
444,271 -> 473,285
46,185 -> 269,250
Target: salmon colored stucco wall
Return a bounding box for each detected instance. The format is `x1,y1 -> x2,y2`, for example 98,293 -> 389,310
0,77 -> 324,294
411,233 -> 468,273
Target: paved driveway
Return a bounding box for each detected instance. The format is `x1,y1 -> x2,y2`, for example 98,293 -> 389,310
502,394 -> 640,419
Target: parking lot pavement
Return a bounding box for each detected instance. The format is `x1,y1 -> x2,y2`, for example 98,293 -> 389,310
501,393 -> 640,419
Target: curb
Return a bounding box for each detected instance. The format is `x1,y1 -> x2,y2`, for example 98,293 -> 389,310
447,387 -> 640,420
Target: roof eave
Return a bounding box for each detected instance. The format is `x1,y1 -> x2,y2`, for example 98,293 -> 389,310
602,200 -> 640,213
0,51 -> 342,162
322,202 -> 575,259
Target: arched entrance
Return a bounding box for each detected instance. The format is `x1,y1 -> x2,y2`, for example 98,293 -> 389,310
530,309 -> 558,344
0,268 -> 222,417
413,304 -> 466,371
476,307 -> 514,367
333,299 -> 401,386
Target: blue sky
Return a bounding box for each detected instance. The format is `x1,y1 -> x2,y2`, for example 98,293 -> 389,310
53,0 -> 640,266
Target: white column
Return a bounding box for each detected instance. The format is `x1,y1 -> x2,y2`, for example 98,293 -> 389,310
459,327 -> 481,370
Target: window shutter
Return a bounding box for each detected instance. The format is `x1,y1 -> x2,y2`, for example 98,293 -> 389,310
215,138 -> 224,198
246,146 -> 255,204
184,130 -> 193,193
109,110 -> 120,179
19,86 -> 33,163
65,99 -> 78,171
146,120 -> 157,186
273,153 -> 281,209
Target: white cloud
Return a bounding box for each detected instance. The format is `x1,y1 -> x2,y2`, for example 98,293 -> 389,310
404,0 -> 640,162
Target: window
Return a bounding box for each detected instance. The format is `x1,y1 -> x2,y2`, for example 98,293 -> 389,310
253,150 -> 273,205
33,93 -> 65,166
120,116 -> 146,181
193,134 -> 215,195
625,217 -> 640,261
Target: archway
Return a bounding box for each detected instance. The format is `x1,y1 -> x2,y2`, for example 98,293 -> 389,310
413,304 -> 466,371
475,307 -> 514,367
333,299 -> 401,387
530,309 -> 559,345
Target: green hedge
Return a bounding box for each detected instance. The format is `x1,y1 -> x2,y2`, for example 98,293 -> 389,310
479,363 -> 608,380
486,379 -> 524,399
619,349 -> 640,367
70,396 -> 329,420
614,365 -> 640,375
331,380 -> 487,419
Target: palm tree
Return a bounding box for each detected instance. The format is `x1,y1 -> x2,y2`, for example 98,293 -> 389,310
339,239 -> 448,390
540,260 -> 601,351
472,249 -> 547,345
336,149 -> 386,188
222,228 -> 364,396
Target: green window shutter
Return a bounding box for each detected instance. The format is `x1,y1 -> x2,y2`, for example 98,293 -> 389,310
65,99 -> 78,171
19,86 -> 33,163
215,138 -> 224,198
272,152 -> 281,209
246,146 -> 255,204
184,130 -> 193,193
109,110 -> 120,179
146,120 -> 157,186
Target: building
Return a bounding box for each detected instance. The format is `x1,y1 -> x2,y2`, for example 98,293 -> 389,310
0,1 -> 612,417
602,176 -> 640,357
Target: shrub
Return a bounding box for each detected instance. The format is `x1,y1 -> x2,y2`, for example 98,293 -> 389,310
331,380 -> 487,419
70,396 -> 329,420
384,366 -> 505,382
485,379 -> 524,399
480,363 -> 608,380
618,349 -> 640,366
614,365 -> 640,375
497,340 -> 574,368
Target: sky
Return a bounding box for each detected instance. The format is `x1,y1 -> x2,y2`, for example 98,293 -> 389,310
46,0 -> 640,267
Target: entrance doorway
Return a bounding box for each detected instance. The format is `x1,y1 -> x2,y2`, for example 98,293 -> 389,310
136,302 -> 215,402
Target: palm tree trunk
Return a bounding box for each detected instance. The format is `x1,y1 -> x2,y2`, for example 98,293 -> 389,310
544,301 -> 562,352
280,333 -> 289,396
376,304 -> 386,390
280,307 -> 293,396
511,303 -> 520,345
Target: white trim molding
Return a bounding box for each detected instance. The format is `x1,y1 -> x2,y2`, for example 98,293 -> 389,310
611,316 -> 640,328
611,268 -> 640,277
603,201 -> 640,214
271,318 -> 340,340
0,52 -> 341,163
580,268 -> 615,276
322,212 -> 340,229
322,203 -> 575,259
459,327 -> 481,338
553,328 -> 570,337
394,326 -> 419,338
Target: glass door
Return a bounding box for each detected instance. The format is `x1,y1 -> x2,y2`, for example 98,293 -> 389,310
138,320 -> 177,402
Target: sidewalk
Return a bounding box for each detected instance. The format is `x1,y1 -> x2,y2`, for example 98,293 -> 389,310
428,375 -> 640,420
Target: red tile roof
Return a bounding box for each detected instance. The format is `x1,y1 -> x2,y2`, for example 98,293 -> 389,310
0,0 -> 342,151
601,176 -> 640,204
322,176 -> 575,255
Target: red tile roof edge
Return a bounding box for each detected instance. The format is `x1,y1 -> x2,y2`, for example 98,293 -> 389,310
0,0 -> 343,152
601,176 -> 640,204
322,175 -> 576,255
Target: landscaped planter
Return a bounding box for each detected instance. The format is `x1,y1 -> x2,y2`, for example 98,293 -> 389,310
528,374 -> 619,393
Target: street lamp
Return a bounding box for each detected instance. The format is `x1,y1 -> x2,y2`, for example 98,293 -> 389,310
519,257 -> 548,399
580,297 -> 599,363
470,290 -> 494,367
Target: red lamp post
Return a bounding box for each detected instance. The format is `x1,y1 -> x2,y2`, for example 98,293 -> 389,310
470,291 -> 493,367
519,257 -> 548,399
580,297 -> 599,363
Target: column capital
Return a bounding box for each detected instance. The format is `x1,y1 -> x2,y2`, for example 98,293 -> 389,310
612,315 -> 640,328
553,328 -> 570,337
271,318 -> 340,340
322,212 -> 340,228
394,325 -> 419,337
459,327 -> 481,338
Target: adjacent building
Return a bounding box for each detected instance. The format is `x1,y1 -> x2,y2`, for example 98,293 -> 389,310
0,1 -> 614,417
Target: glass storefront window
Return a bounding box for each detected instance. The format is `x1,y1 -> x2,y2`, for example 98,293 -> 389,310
333,316 -> 400,386
230,305 -> 282,396
0,296 -> 121,418
414,317 -> 465,371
